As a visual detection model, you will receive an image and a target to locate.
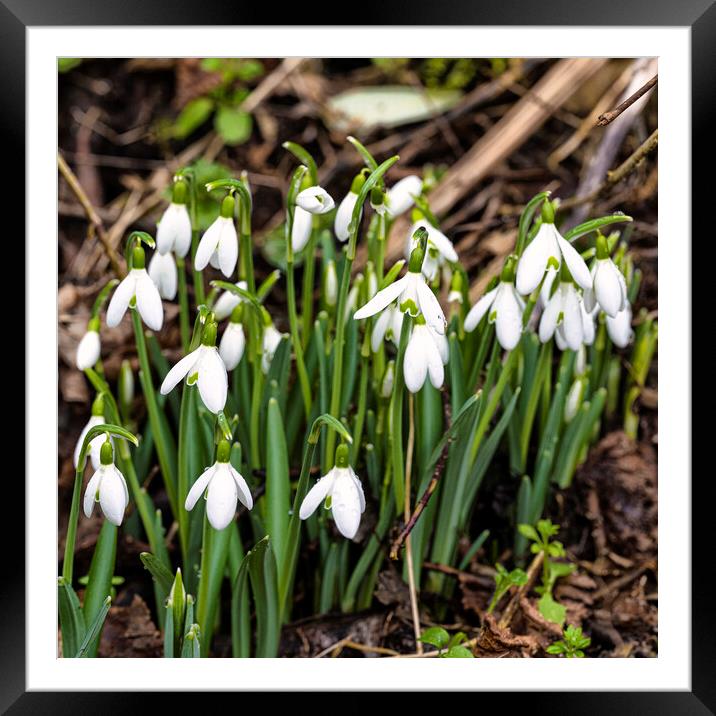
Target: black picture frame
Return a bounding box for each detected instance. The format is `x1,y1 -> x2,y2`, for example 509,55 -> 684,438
6,1 -> 708,710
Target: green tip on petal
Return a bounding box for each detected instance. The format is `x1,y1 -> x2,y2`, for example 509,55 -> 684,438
132,245 -> 146,270
216,439 -> 231,463
500,256 -> 517,283
220,194 -> 236,219
335,443 -> 350,469
100,438 -> 114,466
541,200 -> 555,225
201,320 -> 218,347
172,178 -> 188,205
229,304 -> 243,324
91,393 -> 105,417
595,233 -> 610,260
350,172 -> 367,194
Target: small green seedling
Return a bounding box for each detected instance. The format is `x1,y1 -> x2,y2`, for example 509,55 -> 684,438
546,624 -> 591,658
418,627 -> 474,658
487,563 -> 528,614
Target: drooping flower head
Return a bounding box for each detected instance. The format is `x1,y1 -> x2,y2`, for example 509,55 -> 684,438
405,212 -> 458,282
74,393 -> 108,470
76,315 -> 101,371
464,257 -> 525,351
83,438 -> 129,526
385,175 -> 422,218
291,185 -> 335,252
516,200 -> 592,296
583,234 -> 628,318
148,250 -> 178,301
539,263 -> 589,352
156,178 -> 192,257
185,439 -> 253,530
261,313 -> 284,375
195,193 -> 238,278
299,444 -> 365,539
160,318 -> 228,414
606,303 -> 634,348
107,244 -> 164,331
334,171 -> 367,242
212,280 -> 248,322
219,304 -> 246,371
403,316 -> 449,393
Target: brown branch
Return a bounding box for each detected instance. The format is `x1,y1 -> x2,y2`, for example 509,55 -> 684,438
58,152 -> 125,278
497,550 -> 544,630
596,75 -> 657,126
389,392 -> 452,560
558,128 -> 658,212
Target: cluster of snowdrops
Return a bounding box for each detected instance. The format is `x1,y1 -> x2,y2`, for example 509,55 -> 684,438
61,138 -> 649,658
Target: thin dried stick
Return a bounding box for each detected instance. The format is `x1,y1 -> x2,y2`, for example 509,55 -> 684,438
58,152 -> 125,278
498,551 -> 544,629
596,75 -> 657,126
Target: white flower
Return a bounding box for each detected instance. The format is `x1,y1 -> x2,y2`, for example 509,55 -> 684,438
464,281 -> 525,351
296,186 -> 335,215
262,324 -> 283,375
156,202 -> 192,257
83,461 -> 129,526
404,322 -> 448,393
74,415 -> 106,470
386,175 -> 422,218
219,321 -> 246,371
291,206 -> 313,252
370,304 -> 404,353
564,378 -> 586,422
76,326 -> 100,370
324,261 -> 337,307
185,459 -> 253,531
580,301 -> 597,346
606,304 -> 633,348
160,338 -> 228,414
584,258 -> 628,318
406,221 -> 458,281
212,280 -> 247,321
107,267 -> 164,331
539,281 -> 585,351
148,251 -> 177,300
354,269 -> 446,336
195,216 -> 238,277
334,190 -> 359,242
299,465 -> 366,539
516,222 -> 592,296
380,360 -> 395,398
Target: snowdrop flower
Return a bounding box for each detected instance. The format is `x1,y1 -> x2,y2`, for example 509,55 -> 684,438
448,271 -> 464,306
195,194 -> 238,278
160,320 -> 227,413
464,260 -> 525,351
291,206 -> 313,252
156,179 -> 192,257
606,303 -> 633,348
583,235 -> 628,318
404,319 -> 449,393
219,307 -> 246,371
380,360 -> 395,398
212,280 -> 247,321
185,440 -> 253,530
370,186 -> 388,216
324,260 -> 338,308
296,185 -> 335,215
262,319 -> 284,375
516,201 -> 591,296
354,232 -> 446,336
538,271 -> 585,352
370,304 -> 404,353
83,439 -> 128,526
564,377 -> 587,423
334,173 -> 366,241
386,175 -> 422,218
406,217 -> 458,282
107,245 -> 163,331
74,395 -> 107,470
76,316 -> 101,370
299,444 -> 365,539
344,276 -> 362,321
580,301 -> 597,346
148,250 -> 177,300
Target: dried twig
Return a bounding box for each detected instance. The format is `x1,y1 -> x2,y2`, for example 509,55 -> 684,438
596,75 -> 657,126
58,152 -> 125,278
498,550 -> 544,630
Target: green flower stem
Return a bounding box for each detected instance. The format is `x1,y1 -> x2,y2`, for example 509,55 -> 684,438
286,259 -> 312,419
187,173 -> 205,306
131,309 -> 178,516
323,155 -> 399,469
176,256 -> 190,353
300,226 -> 319,346
390,314 -> 413,513
177,383 -> 195,565
351,337 -> 370,464
249,350 -> 264,472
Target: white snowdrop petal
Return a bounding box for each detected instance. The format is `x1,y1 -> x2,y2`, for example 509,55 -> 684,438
561,286 -> 584,350
555,325 -> 568,351
334,191 -> 358,242
606,306 -> 633,348
148,252 -> 177,301
206,464 -> 238,530
195,220 -> 222,271
424,330 -> 445,389
581,302 -> 596,346
349,467 -> 366,513
197,348 -> 228,413
135,272 -> 164,331
387,175 -> 422,217
330,470 -> 363,539
416,279 -> 446,335
229,465 -> 253,511
156,205 -> 178,254
99,465 -> 128,526
426,224 -> 458,262
88,434 -> 106,470
291,206 -> 313,252
370,309 -> 392,353
539,265 -> 558,309
173,205 -> 193,258
464,287 -> 497,332
403,329 -> 428,393
299,472 -> 335,520
217,220 -> 239,278
516,225 -> 556,296
494,285 -> 523,351
557,235 -> 592,291
296,186 -> 335,215
595,260 -> 624,318
219,323 -> 246,371
160,348 -> 200,395
354,275 -> 408,320
185,465 -> 216,511
106,272 -> 136,327
76,331 -> 101,371
83,469 -> 102,519
538,291 -> 562,343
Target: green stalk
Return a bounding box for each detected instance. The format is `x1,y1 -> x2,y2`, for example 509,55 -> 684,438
390,314 -> 413,512
188,174 -> 205,306
176,255 -> 190,353
301,226 -> 319,346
